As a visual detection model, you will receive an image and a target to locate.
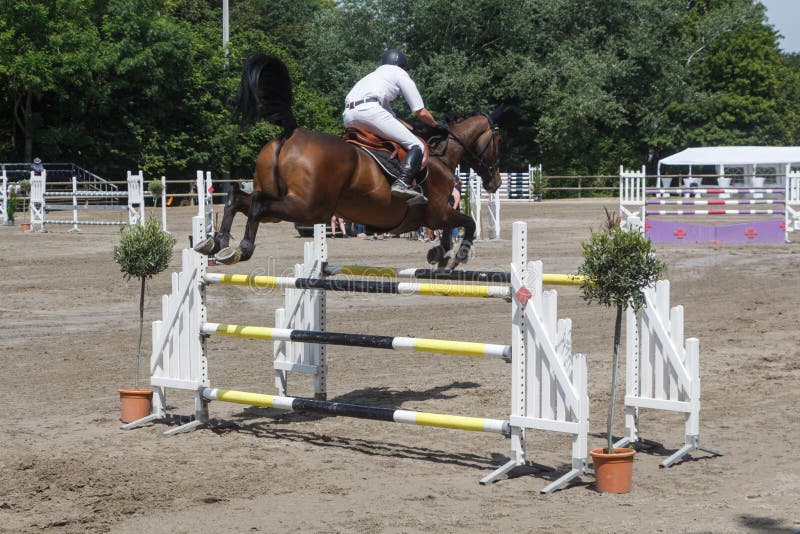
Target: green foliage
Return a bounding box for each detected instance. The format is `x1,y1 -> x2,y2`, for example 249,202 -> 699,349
578,217 -> 666,313
147,179 -> 164,197
7,187 -> 17,220
112,218 -> 176,282
1,0 -> 799,178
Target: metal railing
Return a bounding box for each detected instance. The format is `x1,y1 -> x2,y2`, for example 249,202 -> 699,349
0,162 -> 115,191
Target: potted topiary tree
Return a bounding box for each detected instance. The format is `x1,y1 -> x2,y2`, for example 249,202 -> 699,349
112,218 -> 176,423
578,210 -> 666,493
148,179 -> 163,208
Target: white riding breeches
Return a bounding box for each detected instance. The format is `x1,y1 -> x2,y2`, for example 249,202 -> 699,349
343,104 -> 423,151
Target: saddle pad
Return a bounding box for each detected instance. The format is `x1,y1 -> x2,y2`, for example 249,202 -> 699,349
344,127 -> 430,167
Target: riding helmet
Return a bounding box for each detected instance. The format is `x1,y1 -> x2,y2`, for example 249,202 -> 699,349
380,49 -> 408,70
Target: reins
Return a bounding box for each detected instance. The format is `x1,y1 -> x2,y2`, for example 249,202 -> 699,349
430,113 -> 499,180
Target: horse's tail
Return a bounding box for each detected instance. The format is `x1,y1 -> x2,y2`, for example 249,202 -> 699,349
236,54 -> 297,135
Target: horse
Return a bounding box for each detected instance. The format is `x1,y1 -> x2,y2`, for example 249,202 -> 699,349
193,54 -> 502,270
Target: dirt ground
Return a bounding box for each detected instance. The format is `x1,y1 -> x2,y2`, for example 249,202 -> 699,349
1,201 -> 798,533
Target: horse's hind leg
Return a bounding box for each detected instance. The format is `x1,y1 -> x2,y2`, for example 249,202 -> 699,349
194,184 -> 250,256
216,191 -> 264,264
426,226 -> 454,268
217,189 -> 333,264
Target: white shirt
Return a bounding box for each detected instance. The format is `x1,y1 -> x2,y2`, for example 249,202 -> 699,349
344,64 -> 425,113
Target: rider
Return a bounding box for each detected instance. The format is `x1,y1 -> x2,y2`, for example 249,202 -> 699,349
343,49 -> 447,204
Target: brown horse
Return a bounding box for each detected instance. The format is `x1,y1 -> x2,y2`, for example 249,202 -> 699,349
194,54 -> 502,269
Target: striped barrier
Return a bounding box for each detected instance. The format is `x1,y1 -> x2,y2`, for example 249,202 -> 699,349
27,170 -> 159,232
321,263 -> 587,287
203,322 -> 511,359
620,165 -> 800,243
205,272 -> 512,300
202,388 -> 510,434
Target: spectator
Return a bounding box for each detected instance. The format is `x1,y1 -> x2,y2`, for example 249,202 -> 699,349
450,180 -> 462,240
31,157 -> 44,175
330,214 -> 349,238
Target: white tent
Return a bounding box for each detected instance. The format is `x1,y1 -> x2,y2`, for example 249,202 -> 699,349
657,146 -> 800,186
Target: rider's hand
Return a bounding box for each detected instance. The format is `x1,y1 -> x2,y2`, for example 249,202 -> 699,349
435,119 -> 449,132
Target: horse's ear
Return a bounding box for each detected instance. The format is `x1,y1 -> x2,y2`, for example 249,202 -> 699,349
474,104 -> 482,114
489,105 -> 504,122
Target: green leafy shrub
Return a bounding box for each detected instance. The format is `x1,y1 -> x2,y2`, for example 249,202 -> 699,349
7,188 -> 17,222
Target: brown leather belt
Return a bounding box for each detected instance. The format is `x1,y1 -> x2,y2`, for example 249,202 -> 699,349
346,97 -> 380,109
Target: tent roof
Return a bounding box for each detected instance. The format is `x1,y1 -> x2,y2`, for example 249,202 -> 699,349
658,146 -> 800,167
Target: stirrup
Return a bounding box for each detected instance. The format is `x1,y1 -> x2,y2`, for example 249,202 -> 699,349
406,193 -> 428,206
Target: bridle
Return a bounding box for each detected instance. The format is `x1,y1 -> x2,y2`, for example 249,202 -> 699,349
434,113 -> 500,182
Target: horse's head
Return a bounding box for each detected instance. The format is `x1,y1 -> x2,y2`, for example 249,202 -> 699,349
446,108 -> 503,193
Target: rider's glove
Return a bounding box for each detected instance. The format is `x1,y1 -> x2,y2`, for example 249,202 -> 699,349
435,119 -> 449,132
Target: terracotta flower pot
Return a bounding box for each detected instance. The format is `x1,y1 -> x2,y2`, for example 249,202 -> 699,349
590,447 -> 636,493
119,388 -> 153,423
20,223 -> 31,232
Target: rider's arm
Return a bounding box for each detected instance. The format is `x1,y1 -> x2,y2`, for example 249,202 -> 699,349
415,108 -> 439,128
395,69 -> 446,130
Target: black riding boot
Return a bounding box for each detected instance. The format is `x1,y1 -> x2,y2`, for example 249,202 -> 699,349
391,146 -> 426,204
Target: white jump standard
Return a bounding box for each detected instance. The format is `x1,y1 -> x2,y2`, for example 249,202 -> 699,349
27,170 -> 155,232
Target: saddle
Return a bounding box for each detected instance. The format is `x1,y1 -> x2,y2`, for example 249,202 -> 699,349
343,127 -> 429,182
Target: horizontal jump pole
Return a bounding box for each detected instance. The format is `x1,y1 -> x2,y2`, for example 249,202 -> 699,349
324,263 -> 511,283
203,322 -> 511,359
321,263 -> 586,287
41,219 -> 127,225
42,191 -> 130,197
646,199 -> 784,206
205,273 -> 513,299
647,209 -> 784,216
45,204 -> 128,211
646,188 -> 784,195
201,387 -> 511,434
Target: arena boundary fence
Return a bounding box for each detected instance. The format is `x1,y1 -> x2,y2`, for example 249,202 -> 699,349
620,165 -> 800,243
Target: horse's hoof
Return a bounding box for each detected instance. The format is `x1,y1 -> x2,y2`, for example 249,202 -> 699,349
426,246 -> 444,265
438,252 -> 452,269
193,236 -> 217,255
216,247 -> 241,265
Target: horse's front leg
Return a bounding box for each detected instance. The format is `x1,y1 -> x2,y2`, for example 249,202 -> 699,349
425,212 -> 475,269
194,184 -> 250,256
445,212 -> 475,270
